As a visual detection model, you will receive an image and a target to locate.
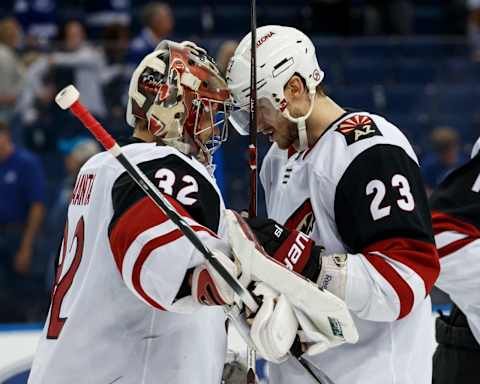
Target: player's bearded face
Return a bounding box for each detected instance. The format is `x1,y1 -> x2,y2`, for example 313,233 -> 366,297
258,98 -> 297,150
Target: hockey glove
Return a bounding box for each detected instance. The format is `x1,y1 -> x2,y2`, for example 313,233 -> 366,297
246,217 -> 324,281
293,307 -> 333,356
249,282 -> 298,363
191,250 -> 239,306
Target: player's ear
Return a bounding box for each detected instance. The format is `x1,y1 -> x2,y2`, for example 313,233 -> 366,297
284,75 -> 306,101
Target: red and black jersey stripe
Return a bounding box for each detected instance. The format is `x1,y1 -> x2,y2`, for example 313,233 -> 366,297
432,211 -> 480,258
334,144 -> 439,318
430,154 -> 480,229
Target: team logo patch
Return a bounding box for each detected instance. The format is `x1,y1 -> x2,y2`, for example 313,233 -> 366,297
284,199 -> 315,236
336,115 -> 382,145
328,317 -> 345,339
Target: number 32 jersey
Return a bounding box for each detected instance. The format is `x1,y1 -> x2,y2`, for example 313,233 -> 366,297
29,140 -> 229,384
261,112 -> 440,384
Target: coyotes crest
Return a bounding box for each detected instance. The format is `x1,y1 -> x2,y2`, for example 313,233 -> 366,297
336,115 -> 382,145
284,199 -> 315,236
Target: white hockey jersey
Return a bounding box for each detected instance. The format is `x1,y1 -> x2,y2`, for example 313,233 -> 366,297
29,138 -> 229,384
261,112 -> 440,384
430,139 -> 480,343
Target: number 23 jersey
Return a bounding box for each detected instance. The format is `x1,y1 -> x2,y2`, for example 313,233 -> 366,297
261,112 -> 440,384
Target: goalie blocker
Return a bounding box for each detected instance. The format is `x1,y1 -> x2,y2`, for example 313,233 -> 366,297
226,210 -> 359,359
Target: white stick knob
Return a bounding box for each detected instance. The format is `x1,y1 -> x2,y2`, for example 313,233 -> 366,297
55,85 -> 80,110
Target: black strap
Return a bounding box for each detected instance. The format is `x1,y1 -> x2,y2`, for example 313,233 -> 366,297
435,304 -> 480,350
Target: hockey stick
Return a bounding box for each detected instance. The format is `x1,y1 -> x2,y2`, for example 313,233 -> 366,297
248,0 -> 258,219
247,0 -> 258,382
244,4 -> 326,382
55,85 -> 259,315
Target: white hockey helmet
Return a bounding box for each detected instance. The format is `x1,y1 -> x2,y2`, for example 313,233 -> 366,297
126,40 -> 233,165
227,25 -> 324,151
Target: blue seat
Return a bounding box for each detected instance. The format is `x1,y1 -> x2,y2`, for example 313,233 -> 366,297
387,113 -> 432,146
174,7 -> 204,36
441,59 -> 480,84
433,85 -> 480,116
384,85 -> 434,115
393,59 -> 438,85
314,38 -> 348,62
342,58 -> 393,85
212,6 -> 250,35
396,40 -> 447,60
346,39 -> 397,60
330,86 -> 378,113
320,61 -> 343,86
259,5 -> 306,28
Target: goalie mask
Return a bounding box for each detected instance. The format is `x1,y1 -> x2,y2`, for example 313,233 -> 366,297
126,41 -> 233,167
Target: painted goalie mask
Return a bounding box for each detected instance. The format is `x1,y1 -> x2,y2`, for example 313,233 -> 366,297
127,40 -> 233,168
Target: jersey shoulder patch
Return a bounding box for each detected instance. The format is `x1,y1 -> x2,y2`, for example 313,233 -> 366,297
284,198 -> 316,236
335,114 -> 382,145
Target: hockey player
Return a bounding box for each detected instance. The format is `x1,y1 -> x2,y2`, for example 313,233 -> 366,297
227,26 -> 440,384
28,41 -> 241,384
430,138 -> 480,384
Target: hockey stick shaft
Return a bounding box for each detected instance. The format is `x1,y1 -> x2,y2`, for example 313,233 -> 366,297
247,0 -> 258,382
55,85 -> 259,314
248,0 -> 258,220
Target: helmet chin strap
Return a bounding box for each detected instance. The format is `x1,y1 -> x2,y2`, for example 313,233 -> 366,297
282,88 -> 316,152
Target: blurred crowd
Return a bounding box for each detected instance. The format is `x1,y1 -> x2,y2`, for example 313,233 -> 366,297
0,0 -> 479,323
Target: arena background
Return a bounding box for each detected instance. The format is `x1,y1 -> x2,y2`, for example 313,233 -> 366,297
0,0 -> 477,382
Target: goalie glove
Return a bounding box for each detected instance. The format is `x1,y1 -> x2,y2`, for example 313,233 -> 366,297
250,282 -> 298,363
246,217 -> 324,281
293,307 -> 333,356
191,250 -> 239,306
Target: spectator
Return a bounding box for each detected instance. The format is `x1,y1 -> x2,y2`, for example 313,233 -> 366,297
47,137 -> 100,241
467,0 -> 480,60
421,126 -> 468,195
127,2 -> 174,66
0,121 -> 46,321
102,23 -> 130,136
0,17 -> 24,124
21,69 -> 79,153
49,20 -> 107,118
364,0 -> 414,35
